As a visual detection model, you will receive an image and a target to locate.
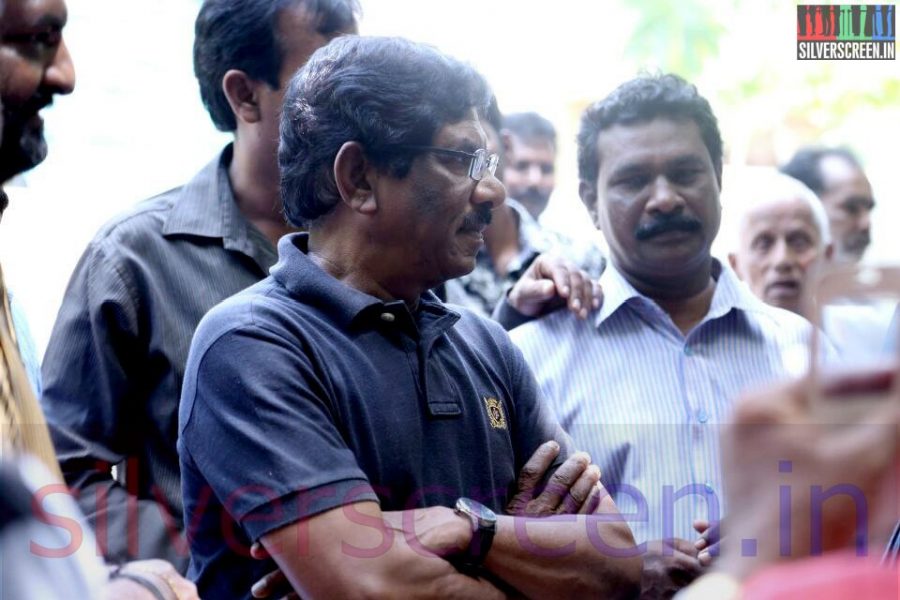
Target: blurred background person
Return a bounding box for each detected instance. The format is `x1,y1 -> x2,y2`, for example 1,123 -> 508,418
446,104 -> 604,317
780,147 -> 876,265
1,0 -> 196,597
501,111 -> 558,221
39,0 -> 359,571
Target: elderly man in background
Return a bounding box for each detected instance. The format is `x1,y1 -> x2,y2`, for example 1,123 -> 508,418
728,170 -> 833,316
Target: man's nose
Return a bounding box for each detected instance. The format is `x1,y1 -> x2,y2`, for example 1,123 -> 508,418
646,176 -> 684,214
771,238 -> 796,272
526,164 -> 543,186
857,207 -> 872,232
473,172 -> 506,210
45,39 -> 76,95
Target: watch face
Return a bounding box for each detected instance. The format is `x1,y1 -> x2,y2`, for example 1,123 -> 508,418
456,497 -> 497,525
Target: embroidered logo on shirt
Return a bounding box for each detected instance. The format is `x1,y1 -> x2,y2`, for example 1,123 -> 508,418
483,396 -> 507,430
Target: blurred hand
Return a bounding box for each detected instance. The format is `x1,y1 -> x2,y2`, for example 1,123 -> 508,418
640,538 -> 703,598
717,366 -> 900,580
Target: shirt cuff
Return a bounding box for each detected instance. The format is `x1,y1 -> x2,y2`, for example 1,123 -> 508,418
240,478 -> 379,542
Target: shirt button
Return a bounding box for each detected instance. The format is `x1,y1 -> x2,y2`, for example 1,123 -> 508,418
697,409 -> 709,423
380,312 -> 396,323
684,346 -> 694,356
705,482 -> 715,494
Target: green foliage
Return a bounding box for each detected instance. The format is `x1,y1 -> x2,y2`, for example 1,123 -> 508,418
624,0 -> 726,78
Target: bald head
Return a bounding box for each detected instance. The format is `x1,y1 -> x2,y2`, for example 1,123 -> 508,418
729,171 -> 833,314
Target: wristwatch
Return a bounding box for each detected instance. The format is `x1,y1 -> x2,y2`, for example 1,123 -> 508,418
454,497 -> 497,567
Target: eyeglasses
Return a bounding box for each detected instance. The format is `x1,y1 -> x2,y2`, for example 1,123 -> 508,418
397,145 -> 500,181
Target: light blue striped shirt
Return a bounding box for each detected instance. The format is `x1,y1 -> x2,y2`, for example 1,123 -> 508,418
510,260 -> 812,543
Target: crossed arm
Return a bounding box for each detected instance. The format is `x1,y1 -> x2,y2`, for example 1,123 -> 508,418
259,444 -> 641,599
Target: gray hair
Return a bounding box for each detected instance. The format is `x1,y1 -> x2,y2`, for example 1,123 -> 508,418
731,169 -> 832,247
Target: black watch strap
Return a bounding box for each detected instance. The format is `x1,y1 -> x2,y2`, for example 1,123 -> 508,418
467,518 -> 495,565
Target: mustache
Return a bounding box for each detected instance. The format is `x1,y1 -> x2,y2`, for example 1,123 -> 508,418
3,92 -> 53,125
460,205 -> 493,232
634,213 -> 702,241
846,231 -> 871,250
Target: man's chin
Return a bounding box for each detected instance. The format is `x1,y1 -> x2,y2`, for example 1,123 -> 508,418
0,135 -> 47,181
516,194 -> 550,219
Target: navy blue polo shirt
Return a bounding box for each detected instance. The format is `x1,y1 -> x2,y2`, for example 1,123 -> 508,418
178,233 -> 571,598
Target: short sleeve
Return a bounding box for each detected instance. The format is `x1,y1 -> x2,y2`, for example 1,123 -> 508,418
180,320 -> 377,541
498,326 -> 574,471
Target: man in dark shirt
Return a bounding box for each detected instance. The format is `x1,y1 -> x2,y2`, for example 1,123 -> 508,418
179,35 -> 640,599
40,0 -> 359,570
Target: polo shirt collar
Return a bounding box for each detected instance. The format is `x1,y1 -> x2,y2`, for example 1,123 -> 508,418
161,144 -> 276,272
594,257 -> 758,330
272,233 -> 459,336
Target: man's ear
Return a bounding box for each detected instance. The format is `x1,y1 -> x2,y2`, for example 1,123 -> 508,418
728,252 -> 741,276
579,180 -> 600,229
222,69 -> 261,125
824,242 -> 835,262
334,141 -> 378,215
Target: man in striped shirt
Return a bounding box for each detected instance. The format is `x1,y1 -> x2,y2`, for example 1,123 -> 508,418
509,74 -> 813,596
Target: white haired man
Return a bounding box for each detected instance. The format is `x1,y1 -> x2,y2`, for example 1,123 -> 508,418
728,170 -> 833,315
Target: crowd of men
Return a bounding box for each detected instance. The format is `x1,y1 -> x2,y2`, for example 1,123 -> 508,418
1,0 -> 897,599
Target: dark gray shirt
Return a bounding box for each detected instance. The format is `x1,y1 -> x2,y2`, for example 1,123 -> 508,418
41,146 -> 277,570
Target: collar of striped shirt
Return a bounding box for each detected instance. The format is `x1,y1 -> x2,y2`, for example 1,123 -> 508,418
594,258 -> 764,333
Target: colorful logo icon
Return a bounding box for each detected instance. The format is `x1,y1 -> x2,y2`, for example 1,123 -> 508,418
797,5 -> 895,59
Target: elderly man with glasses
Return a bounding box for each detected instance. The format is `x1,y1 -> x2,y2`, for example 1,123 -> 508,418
178,36 -> 640,599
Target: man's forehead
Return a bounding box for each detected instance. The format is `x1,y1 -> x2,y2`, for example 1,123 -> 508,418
596,118 -> 709,173
508,134 -> 555,156
436,110 -> 486,147
1,0 -> 67,31
744,197 -> 819,231
819,155 -> 871,192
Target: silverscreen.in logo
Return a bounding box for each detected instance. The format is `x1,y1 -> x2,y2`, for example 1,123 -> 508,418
797,5 -> 895,60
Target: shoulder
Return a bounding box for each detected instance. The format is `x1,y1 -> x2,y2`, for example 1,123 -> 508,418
509,309 -> 580,351
190,277 -> 301,359
73,187 -> 187,280
91,188 -> 183,250
740,295 -> 813,341
718,265 -> 812,342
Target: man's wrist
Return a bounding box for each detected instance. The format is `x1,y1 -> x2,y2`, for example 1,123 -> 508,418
453,498 -> 497,567
493,292 -> 535,330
